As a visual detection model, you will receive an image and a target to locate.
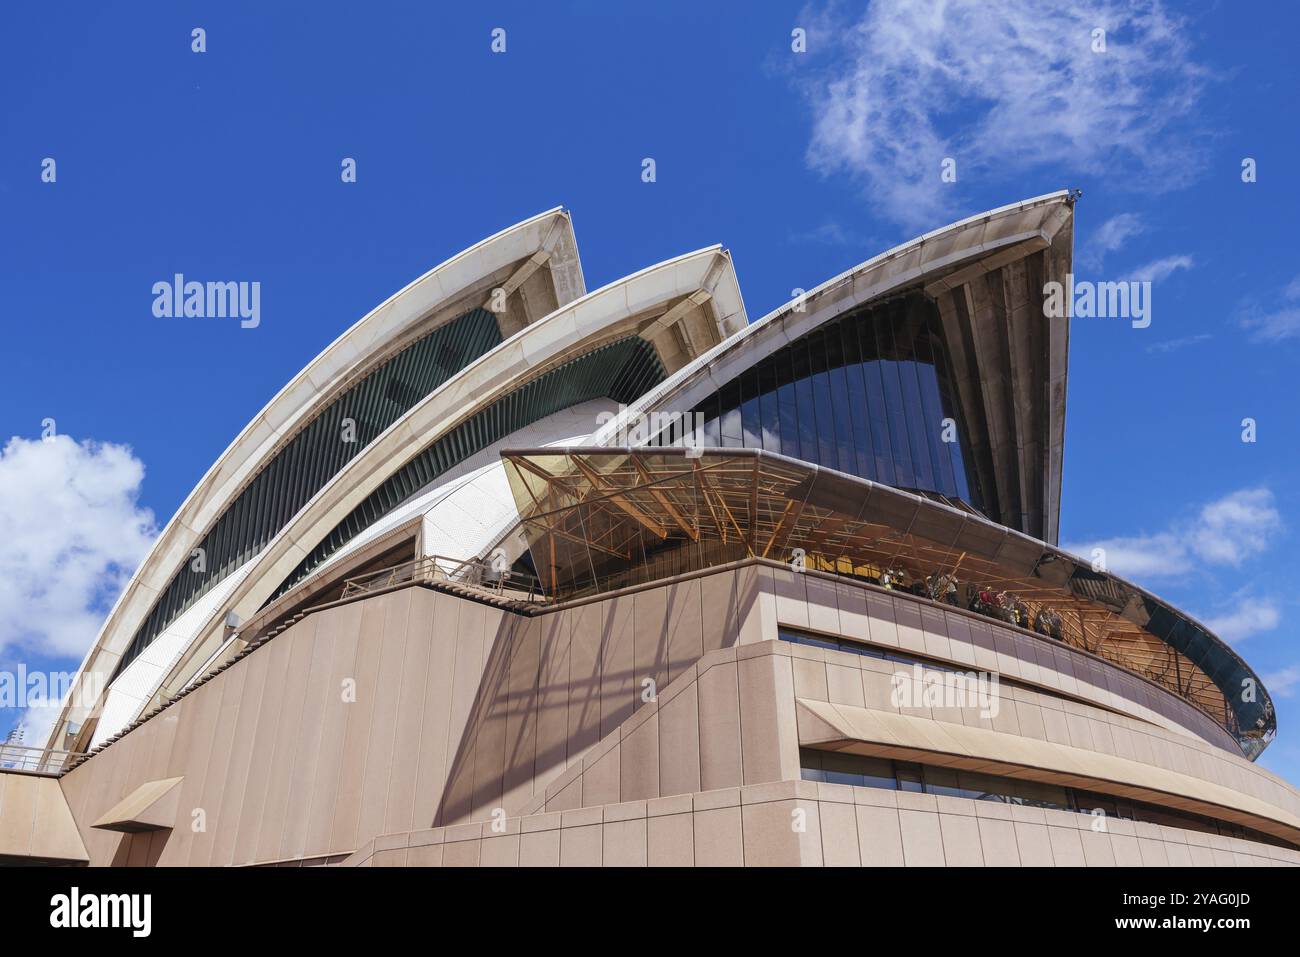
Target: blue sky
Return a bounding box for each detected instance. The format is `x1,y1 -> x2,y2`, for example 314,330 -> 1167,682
3,2 -> 1299,783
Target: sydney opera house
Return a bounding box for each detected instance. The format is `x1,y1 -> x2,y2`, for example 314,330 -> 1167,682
4,191 -> 1299,867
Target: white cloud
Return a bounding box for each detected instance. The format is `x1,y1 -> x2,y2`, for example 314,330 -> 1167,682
1067,531 -> 1189,578
1145,333 -> 1210,354
1203,599 -> 1280,644
0,435 -> 157,658
797,0 -> 1207,228
1126,254 -> 1193,283
1083,213 -> 1145,268
789,221 -> 869,247
1264,665 -> 1300,699
11,690 -> 60,752
1186,489 -> 1279,564
1241,307 -> 1300,343
1063,487 -> 1280,581
1238,274 -> 1300,343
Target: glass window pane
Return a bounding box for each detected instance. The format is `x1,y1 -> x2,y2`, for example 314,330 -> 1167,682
776,351 -> 801,461
758,361 -> 782,452
701,391 -> 722,448
896,762 -> 924,792
779,628 -> 838,650
930,341 -> 974,505
740,367 -> 762,448
809,333 -> 838,468
859,318 -> 896,486
792,343 -> 818,463
842,317 -> 876,481
877,313 -> 915,488
956,771 -> 1005,802
894,318 -> 936,491
702,391 -> 721,446
921,765 -> 962,797
824,328 -> 856,474
818,752 -> 895,790
913,329 -> 958,497
1015,779 -> 1071,810
719,379 -> 742,445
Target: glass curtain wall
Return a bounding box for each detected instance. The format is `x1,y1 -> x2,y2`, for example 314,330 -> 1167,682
663,293 -> 982,511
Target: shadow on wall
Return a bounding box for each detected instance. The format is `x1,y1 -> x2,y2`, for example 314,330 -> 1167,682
435,574 -> 747,826
109,830 -> 169,867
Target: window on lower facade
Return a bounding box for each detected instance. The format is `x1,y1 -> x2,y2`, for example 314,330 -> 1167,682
799,748 -> 1297,851
778,626 -> 1124,718
779,627 -> 970,673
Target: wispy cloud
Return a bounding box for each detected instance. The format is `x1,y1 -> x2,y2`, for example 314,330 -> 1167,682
1238,274 -> 1300,343
1065,530 -> 1187,579
789,221 -> 870,247
1082,213 -> 1145,269
1145,333 -> 1211,354
1264,665 -> 1300,699
0,435 -> 156,658
795,0 -> 1209,228
1062,487 -> 1281,581
1126,254 -> 1193,283
1203,597 -> 1280,644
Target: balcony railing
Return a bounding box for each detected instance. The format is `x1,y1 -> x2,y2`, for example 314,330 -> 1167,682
332,549 -> 1258,758
339,554 -> 545,604
0,743 -> 86,776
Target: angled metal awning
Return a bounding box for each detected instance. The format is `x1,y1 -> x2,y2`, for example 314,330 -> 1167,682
500,446 -> 1275,760
91,776 -> 184,833
795,699 -> 1300,846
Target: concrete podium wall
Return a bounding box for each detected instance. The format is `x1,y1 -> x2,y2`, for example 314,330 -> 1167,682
55,561 -> 1300,866
57,565 -> 759,866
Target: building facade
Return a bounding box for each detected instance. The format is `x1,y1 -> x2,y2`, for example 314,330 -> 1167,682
4,192 -> 1297,867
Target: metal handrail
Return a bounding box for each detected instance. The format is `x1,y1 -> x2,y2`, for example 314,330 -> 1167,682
340,555 -> 545,604
337,549 -> 1244,751
0,743 -> 86,776
531,545 -> 1246,749
802,560 -> 1247,747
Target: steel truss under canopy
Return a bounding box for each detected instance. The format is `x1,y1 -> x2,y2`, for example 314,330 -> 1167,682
501,447 -> 1274,759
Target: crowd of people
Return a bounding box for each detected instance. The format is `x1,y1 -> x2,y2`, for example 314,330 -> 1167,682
871,566 -> 1065,641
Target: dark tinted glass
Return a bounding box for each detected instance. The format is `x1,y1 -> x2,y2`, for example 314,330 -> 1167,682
675,293 -> 980,511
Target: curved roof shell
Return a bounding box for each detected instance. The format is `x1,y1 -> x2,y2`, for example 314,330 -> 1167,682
587,191 -> 1074,543
64,237 -> 746,747
52,208 -> 584,748
53,193 -> 1276,769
